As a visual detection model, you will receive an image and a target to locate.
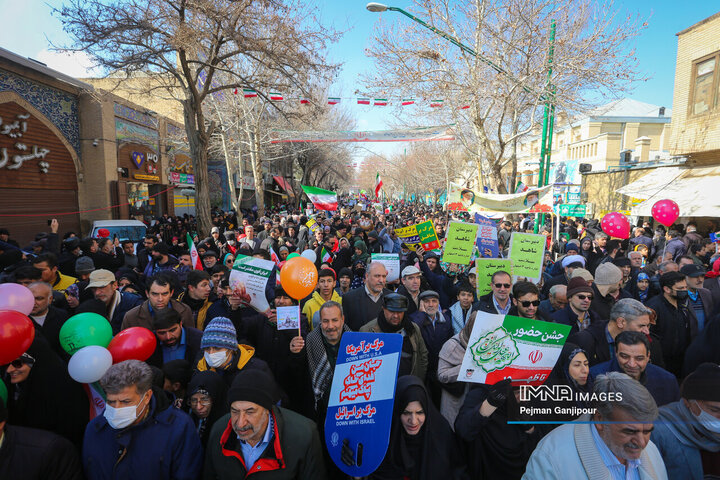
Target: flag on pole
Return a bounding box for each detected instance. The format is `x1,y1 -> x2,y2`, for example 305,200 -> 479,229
401,98 -> 415,106
301,185 -> 338,210
243,88 -> 258,98
373,98 -> 388,106
269,246 -> 281,266
187,233 -> 203,270
269,92 -> 284,101
321,247 -> 333,264
515,181 -> 528,193
375,172 -> 383,200
430,99 -> 444,107
328,97 -> 341,105
357,97 -> 370,105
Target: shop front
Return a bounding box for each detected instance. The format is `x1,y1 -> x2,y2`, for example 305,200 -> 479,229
169,153 -> 195,216
115,141 -> 170,220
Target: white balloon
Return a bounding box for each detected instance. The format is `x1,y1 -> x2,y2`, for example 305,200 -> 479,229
68,345 -> 113,384
301,249 -> 317,263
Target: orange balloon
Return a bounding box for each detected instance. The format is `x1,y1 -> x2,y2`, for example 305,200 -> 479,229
281,256 -> 318,300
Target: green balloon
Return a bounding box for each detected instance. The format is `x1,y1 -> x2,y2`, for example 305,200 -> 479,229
0,378 -> 7,406
287,253 -> 300,259
59,312 -> 113,355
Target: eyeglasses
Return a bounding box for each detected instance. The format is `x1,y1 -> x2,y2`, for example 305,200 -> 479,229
189,398 -> 212,407
7,354 -> 35,369
576,294 -> 593,301
494,283 -> 511,289
520,300 -> 541,307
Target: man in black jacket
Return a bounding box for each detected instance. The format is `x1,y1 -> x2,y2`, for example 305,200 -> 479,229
0,398 -> 84,480
342,261 -> 391,331
647,271 -> 698,377
509,281 -> 553,322
146,308 -> 203,368
476,270 -> 513,315
27,281 -> 69,361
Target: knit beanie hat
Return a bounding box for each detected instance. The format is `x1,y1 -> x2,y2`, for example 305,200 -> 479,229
201,317 -> 238,351
681,363 -> 720,401
594,263 -> 623,286
567,277 -> 593,298
227,369 -> 276,411
569,268 -> 594,283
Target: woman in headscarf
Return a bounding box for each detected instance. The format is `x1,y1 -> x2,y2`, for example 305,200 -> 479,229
350,258 -> 367,290
1,335 -> 89,448
351,239 -> 371,265
437,312 -> 477,428
371,375 -> 468,480
184,371 -> 228,448
332,236 -> 353,271
579,237 -> 598,272
634,272 -> 651,303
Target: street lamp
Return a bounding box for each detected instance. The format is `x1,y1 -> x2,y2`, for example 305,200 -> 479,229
366,2 -> 387,12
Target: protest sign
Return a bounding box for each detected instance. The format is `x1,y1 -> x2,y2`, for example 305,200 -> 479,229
306,218 -> 321,234
508,232 -> 546,282
371,253 -> 400,282
325,332 -> 402,477
276,305 -> 300,331
443,222 -> 479,265
475,258 -> 514,296
394,220 -> 441,251
447,182 -> 554,214
474,214 -> 499,258
229,255 -> 274,312
457,313 -> 571,386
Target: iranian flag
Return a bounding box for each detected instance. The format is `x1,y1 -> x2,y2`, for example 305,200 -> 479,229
373,98 -> 388,106
300,97 -> 310,104
243,88 -> 258,98
269,92 -> 284,101
430,99 -> 444,107
515,181 -> 528,193
186,233 -> 203,270
301,185 -> 338,211
327,97 -> 341,105
321,247 -> 332,264
357,97 -> 370,105
401,98 -> 415,106
269,246 -> 281,266
374,172 -> 383,199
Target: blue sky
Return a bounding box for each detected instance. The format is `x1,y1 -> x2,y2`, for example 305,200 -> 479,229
1,0 -> 718,161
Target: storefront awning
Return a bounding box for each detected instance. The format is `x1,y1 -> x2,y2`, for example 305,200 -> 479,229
617,166 -> 720,217
272,175 -> 295,196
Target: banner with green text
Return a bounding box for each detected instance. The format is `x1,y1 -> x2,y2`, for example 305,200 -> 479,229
475,258 -> 514,296
508,232 -> 546,283
394,220 -> 441,252
442,221 -> 479,265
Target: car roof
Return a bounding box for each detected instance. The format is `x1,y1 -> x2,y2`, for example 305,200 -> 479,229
91,220 -> 147,227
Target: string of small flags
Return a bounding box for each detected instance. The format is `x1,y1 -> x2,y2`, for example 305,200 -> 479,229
231,88 -> 470,109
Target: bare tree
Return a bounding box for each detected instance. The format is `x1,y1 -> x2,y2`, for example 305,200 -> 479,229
366,0 -> 646,192
56,0 -> 340,233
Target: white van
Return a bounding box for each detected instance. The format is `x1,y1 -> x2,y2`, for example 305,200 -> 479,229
90,220 -> 147,243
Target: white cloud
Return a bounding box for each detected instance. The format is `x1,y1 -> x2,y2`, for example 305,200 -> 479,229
34,49 -> 99,78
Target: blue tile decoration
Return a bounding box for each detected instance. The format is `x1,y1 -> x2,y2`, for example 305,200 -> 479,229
0,68 -> 81,158
113,102 -> 158,129
115,117 -> 159,153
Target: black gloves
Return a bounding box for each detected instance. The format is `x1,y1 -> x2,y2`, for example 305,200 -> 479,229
486,378 -> 512,408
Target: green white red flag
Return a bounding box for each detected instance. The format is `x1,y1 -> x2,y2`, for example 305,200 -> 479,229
300,97 -> 310,104
328,97 -> 341,105
375,172 -> 383,200
243,89 -> 258,98
269,246 -> 281,266
401,98 -> 415,106
321,247 -> 332,264
430,99 -> 444,107
357,97 -> 370,105
269,92 -> 284,101
374,98 -> 388,106
301,185 -> 338,211
186,233 -> 203,270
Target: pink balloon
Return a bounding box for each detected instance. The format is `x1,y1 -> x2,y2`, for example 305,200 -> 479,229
0,283 -> 35,315
601,212 -> 631,239
651,199 -> 679,227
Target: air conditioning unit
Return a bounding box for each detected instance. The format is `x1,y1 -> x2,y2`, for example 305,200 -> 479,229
579,163 -> 592,173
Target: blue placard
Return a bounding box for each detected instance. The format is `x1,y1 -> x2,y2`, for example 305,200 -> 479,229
324,332 -> 402,477
474,213 -> 499,258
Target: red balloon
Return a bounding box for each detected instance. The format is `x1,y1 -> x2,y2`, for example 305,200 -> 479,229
0,310 -> 35,364
107,327 -> 157,363
651,199 -> 680,227
601,212 -> 631,239
97,228 -> 110,238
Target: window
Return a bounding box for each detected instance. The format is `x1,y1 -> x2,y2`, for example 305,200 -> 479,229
690,53 -> 720,115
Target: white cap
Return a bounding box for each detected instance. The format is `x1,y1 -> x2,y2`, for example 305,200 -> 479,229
469,267 -> 477,275
561,254 -> 586,268
401,265 -> 421,277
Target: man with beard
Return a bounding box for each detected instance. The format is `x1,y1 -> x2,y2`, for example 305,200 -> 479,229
146,308 -> 203,368
509,281 -> 553,321
85,269 -> 143,335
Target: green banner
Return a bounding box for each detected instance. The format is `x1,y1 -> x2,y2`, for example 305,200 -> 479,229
556,204 -> 586,217
443,221 -> 479,265
475,258 -> 514,296
508,232 -> 546,282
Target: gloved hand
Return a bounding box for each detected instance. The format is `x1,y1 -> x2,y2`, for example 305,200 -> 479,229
486,378 -> 512,408
341,438 -> 355,467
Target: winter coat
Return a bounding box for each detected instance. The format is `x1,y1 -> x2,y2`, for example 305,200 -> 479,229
360,316 -> 428,381
301,290 -> 343,330
665,238 -> 686,262
522,419 -> 668,480
203,407 -> 327,480
109,291 -> 144,334
409,310 -> 454,377
146,326 -> 203,368
0,425 -> 84,480
437,335 -> 470,428
193,343 -> 273,388
568,320 -> 665,369
590,357 -> 679,407
646,294 -> 698,377
341,286 -> 391,331
121,298 -> 194,331
82,387 -> 202,480
551,304 -> 601,337
419,260 -> 455,310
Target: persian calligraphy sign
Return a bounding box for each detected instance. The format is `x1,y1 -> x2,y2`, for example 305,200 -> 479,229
508,232 -> 546,283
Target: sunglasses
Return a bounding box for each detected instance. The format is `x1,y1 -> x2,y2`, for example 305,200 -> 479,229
8,354 -> 35,369
520,300 -> 541,307
576,294 -> 593,301
494,283 -> 511,289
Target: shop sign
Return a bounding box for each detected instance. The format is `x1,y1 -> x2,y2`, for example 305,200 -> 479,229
170,172 -> 194,184
556,204 -> 587,217
133,173 -> 160,181
236,176 -> 254,189
1,113 -> 52,173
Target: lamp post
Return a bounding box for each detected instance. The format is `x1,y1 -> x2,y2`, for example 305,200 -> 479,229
366,3 -> 557,223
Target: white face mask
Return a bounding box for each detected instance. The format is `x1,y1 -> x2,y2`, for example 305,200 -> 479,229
694,401 -> 720,434
104,392 -> 147,430
204,350 -> 228,368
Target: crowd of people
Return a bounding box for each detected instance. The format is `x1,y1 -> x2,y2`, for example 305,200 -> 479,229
0,200 -> 719,479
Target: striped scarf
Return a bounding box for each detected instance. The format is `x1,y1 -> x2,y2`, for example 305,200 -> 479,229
305,325 -> 351,408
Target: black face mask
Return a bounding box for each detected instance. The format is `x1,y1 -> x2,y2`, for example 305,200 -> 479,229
674,290 -> 688,301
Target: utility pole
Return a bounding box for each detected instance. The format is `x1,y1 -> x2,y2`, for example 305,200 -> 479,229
534,20 -> 556,234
